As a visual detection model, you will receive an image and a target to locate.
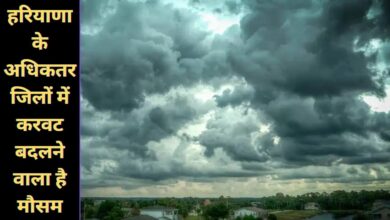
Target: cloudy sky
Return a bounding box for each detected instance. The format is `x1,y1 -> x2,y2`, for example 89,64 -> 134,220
80,0 -> 390,197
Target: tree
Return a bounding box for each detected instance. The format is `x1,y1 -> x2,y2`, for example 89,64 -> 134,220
203,202 -> 229,219
131,207 -> 140,216
82,199 -> 97,219
97,200 -> 123,220
268,214 -> 277,220
84,205 -> 98,218
104,206 -> 124,220
242,215 -> 258,220
353,213 -> 368,220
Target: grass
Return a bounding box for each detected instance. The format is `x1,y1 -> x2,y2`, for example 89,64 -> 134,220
274,210 -> 321,220
185,216 -> 204,220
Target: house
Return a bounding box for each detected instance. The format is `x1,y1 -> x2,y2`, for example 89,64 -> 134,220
369,200 -> 390,220
304,202 -> 320,210
140,206 -> 179,220
233,207 -> 268,219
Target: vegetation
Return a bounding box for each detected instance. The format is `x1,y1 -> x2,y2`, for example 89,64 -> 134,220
185,216 -> 203,220
96,200 -> 124,220
352,213 -> 369,220
202,202 -> 229,220
82,198 -> 98,219
274,210 -> 319,220
259,190 -> 390,210
81,190 -> 390,220
329,210 -> 359,218
235,215 -> 261,220
267,214 -> 277,220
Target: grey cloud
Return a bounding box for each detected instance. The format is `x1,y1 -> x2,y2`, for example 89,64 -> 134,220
226,0 -> 390,168
81,0 -> 390,192
215,86 -> 254,107
81,0 -> 215,111
199,109 -> 270,162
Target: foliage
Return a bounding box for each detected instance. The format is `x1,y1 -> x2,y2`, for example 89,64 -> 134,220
259,190 -> 390,210
97,200 -> 123,220
268,214 -> 277,220
203,202 -> 229,219
81,189 -> 390,219
103,205 -> 124,220
236,215 -> 260,220
274,210 -> 319,220
131,207 -> 140,216
82,198 -> 98,218
352,213 -> 368,220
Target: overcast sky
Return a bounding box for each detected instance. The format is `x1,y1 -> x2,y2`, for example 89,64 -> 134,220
80,0 -> 390,197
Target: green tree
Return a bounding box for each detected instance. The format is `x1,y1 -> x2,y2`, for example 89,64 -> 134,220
203,202 -> 229,220
242,215 -> 258,220
268,214 -> 277,220
97,200 -> 123,220
353,213 -> 368,220
104,206 -> 124,220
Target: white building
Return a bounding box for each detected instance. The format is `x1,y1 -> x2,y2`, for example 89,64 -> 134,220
233,207 -> 268,219
369,200 -> 390,220
140,206 -> 179,220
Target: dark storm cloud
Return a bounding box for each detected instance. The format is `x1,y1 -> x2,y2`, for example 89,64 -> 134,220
81,0 -> 390,190
234,0 -> 383,99
115,158 -> 259,182
81,0 -> 110,25
224,0 -> 390,167
225,0 -> 242,14
81,93 -> 209,170
215,86 -> 254,107
81,0 -> 221,111
199,110 -> 271,162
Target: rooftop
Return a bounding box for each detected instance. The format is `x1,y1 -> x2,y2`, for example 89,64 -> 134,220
237,207 -> 266,212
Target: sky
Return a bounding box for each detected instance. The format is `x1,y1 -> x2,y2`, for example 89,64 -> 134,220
80,0 -> 390,197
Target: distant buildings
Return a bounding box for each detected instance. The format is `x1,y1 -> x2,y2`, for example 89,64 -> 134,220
369,200 -> 390,220
188,203 -> 201,216
250,202 -> 263,207
203,199 -> 211,206
122,206 -> 179,220
233,207 -> 268,219
304,202 -> 320,210
140,206 -> 179,220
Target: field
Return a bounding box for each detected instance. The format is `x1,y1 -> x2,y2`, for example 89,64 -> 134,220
185,216 -> 204,220
273,210 -> 321,220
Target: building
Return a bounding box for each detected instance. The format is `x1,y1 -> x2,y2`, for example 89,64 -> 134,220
233,207 -> 268,219
369,200 -> 390,220
140,206 -> 179,220
304,202 -> 320,210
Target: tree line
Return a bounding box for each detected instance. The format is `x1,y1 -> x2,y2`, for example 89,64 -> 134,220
81,190 -> 390,219
258,190 -> 390,210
